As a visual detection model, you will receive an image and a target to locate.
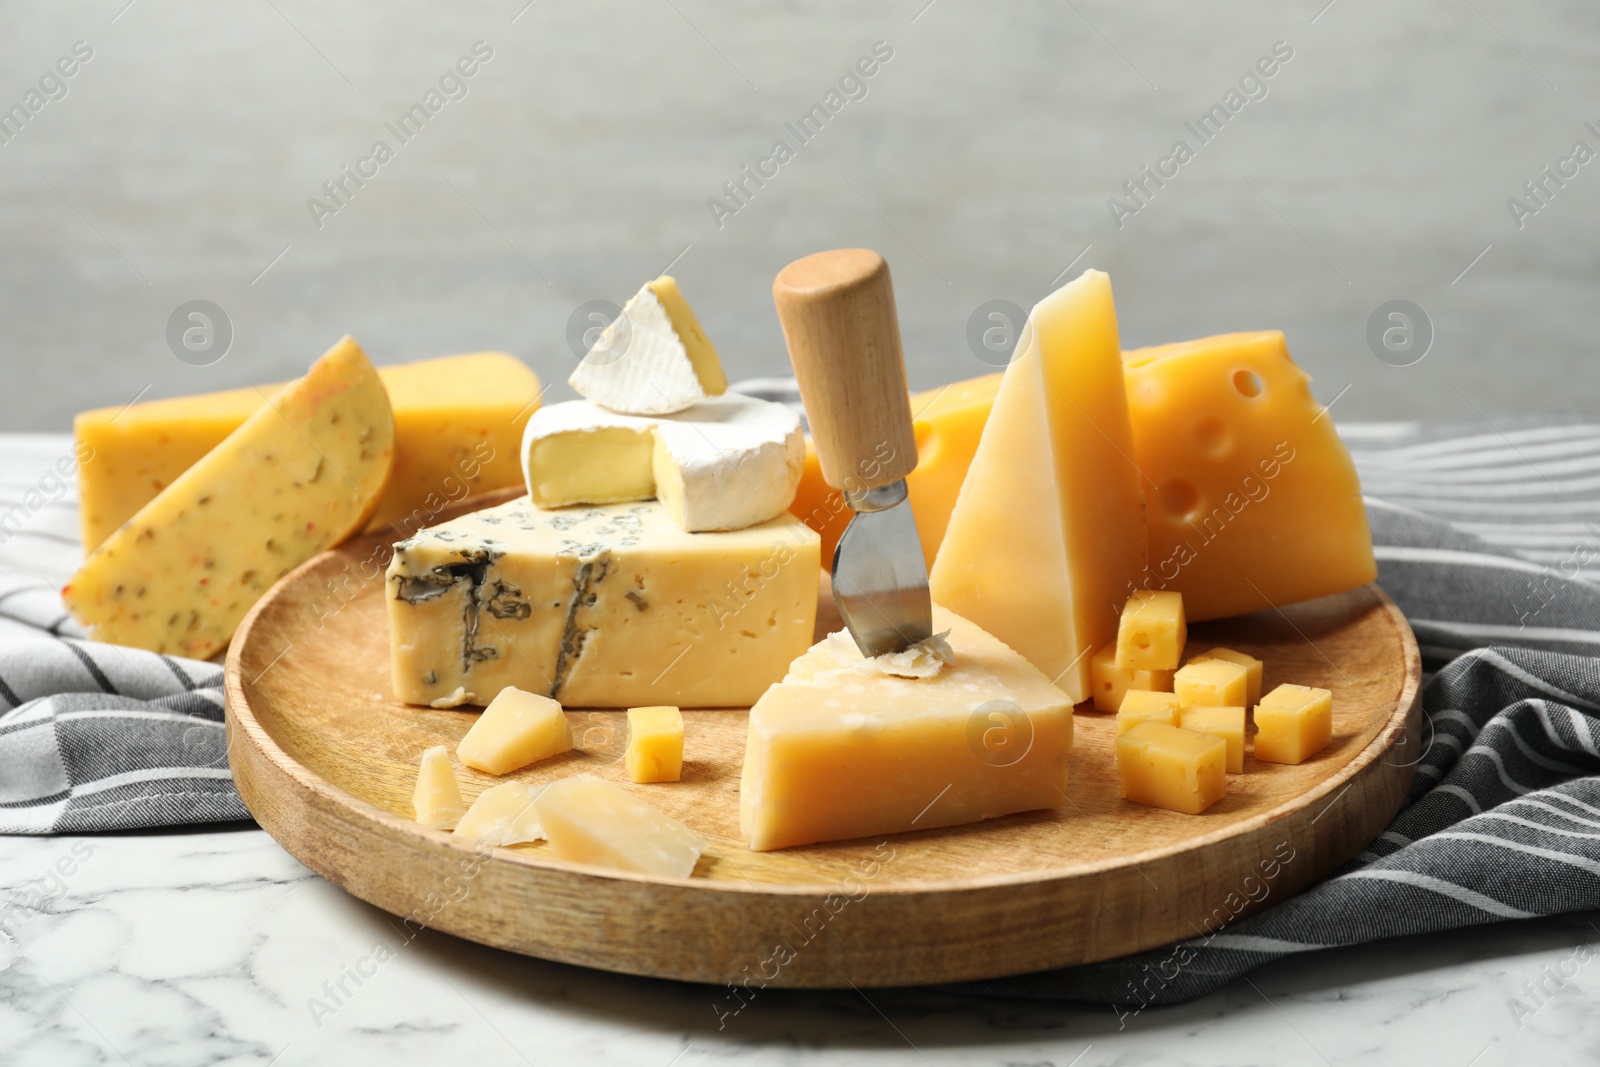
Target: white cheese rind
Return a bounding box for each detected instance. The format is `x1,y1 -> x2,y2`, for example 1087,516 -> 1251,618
521,395 -> 803,532
569,285 -> 707,415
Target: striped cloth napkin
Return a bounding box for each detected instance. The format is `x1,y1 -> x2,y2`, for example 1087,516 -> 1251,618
6,413 -> 1600,1005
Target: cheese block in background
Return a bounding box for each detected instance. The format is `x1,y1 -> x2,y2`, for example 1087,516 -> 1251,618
569,276 -> 728,416
1122,331 -> 1375,620
790,372 -> 1001,567
64,336 -> 395,657
740,607 -> 1073,852
929,270 -> 1148,704
523,395 -> 804,532
386,498 -> 820,709
74,352 -> 540,552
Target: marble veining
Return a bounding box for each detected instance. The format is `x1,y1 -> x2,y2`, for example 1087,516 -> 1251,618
4,828 -> 1600,1065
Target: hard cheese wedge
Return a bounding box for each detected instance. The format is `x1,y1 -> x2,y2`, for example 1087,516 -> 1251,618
569,276 -> 728,416
64,336 -> 394,657
456,687 -> 572,775
534,774 -> 706,878
523,395 -> 803,532
386,498 -> 819,708
74,352 -> 541,552
453,781 -> 546,848
929,270 -> 1147,703
740,606 -> 1073,852
1123,331 -> 1375,620
413,745 -> 466,829
790,372 -> 1003,568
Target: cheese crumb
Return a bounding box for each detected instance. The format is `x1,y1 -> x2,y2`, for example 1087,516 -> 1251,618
430,686 -> 475,709
820,630 -> 956,679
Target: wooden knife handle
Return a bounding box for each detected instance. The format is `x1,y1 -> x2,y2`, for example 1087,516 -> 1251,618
772,248 -> 919,493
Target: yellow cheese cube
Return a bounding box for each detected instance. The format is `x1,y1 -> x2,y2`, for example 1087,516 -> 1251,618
1116,722 -> 1227,814
625,706 -> 684,784
1115,590 -> 1186,670
1188,647 -> 1263,709
1115,690 -> 1180,735
1178,705 -> 1246,773
1254,683 -> 1333,765
453,781 -> 546,848
74,352 -> 541,553
534,774 -> 706,878
412,745 -> 465,829
1174,657 -> 1250,708
63,336 -> 395,657
457,687 -> 572,776
1090,643 -> 1175,713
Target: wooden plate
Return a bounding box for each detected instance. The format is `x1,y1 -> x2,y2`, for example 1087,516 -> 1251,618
224,489 -> 1421,988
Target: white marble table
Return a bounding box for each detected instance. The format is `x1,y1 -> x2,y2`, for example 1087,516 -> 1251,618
3,826 -> 1598,1066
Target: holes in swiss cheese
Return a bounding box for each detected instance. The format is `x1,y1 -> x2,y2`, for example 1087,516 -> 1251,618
1159,478 -> 1201,522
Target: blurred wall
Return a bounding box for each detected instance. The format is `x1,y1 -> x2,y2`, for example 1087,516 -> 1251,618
1,0 -> 1596,430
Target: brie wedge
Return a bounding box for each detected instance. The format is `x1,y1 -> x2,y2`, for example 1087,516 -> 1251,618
522,394 -> 804,532
569,276 -> 728,415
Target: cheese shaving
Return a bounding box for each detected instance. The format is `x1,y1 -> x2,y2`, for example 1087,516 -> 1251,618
821,630 -> 956,679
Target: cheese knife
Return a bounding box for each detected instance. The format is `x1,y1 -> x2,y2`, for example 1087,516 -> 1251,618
772,248 -> 933,658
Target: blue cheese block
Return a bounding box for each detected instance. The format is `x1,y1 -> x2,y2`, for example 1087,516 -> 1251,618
385,498 -> 820,709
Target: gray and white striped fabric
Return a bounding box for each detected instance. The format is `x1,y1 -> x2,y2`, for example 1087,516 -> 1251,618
5,412 -> 1600,1004
0,434 -> 245,832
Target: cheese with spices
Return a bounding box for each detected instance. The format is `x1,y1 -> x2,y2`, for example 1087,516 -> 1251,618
63,336 -> 394,657
74,351 -> 539,552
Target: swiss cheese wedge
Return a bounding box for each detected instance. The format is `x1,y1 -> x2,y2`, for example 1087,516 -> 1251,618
63,336 -> 394,657
1122,331 -> 1375,619
929,270 -> 1148,703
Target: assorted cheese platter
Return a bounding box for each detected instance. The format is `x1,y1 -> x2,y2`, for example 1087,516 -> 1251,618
64,248 -> 1421,987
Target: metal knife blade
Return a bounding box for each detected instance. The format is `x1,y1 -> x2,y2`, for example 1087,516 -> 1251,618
831,479 -> 933,658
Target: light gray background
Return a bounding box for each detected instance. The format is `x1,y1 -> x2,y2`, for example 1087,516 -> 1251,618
1,1 -> 1596,428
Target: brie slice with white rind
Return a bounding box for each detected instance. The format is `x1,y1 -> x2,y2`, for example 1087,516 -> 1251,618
569,276 -> 728,416
521,394 -> 803,532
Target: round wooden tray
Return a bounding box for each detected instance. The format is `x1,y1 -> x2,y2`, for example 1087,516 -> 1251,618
224,490 -> 1421,988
